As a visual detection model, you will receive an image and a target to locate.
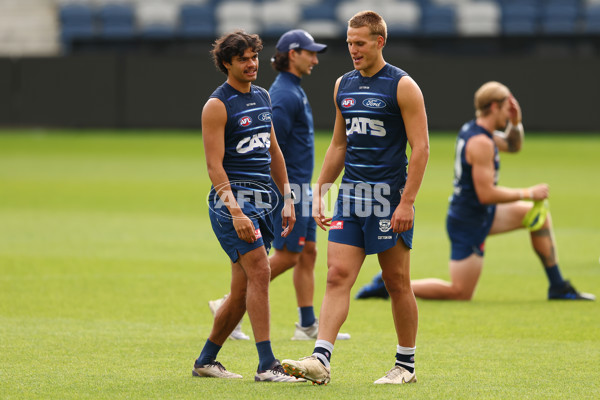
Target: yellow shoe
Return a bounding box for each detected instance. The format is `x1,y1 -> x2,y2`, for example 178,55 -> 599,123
522,199 -> 549,231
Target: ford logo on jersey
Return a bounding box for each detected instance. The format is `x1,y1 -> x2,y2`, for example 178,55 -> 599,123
258,112 -> 272,122
363,98 -> 386,109
341,98 -> 356,108
239,116 -> 252,127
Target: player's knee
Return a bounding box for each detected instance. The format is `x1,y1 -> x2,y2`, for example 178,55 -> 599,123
451,285 -> 475,300
246,261 -> 271,285
300,244 -> 317,267
381,270 -> 410,294
325,263 -> 352,288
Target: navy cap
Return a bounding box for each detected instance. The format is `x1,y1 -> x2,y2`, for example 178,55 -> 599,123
276,29 -> 327,53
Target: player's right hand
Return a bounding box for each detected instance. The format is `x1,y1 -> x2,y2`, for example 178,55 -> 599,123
312,196 -> 331,231
232,214 -> 257,243
529,183 -> 549,201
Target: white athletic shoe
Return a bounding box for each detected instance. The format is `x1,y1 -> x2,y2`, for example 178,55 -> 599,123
208,295 -> 250,341
291,318 -> 351,341
374,365 -> 416,384
192,360 -> 243,379
282,355 -> 331,385
254,360 -> 307,382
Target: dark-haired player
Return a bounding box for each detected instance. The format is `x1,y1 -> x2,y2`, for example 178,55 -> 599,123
193,30 -> 302,382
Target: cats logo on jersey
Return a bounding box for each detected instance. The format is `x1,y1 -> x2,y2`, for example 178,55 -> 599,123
345,117 -> 386,137
236,132 -> 271,154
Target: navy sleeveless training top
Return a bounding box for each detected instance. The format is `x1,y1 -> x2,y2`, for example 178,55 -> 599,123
336,63 -> 409,205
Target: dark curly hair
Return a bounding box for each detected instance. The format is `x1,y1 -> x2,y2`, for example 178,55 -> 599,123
211,30 -> 264,75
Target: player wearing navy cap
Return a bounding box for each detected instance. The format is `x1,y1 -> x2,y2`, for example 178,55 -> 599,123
282,11 -> 429,385
194,30 -> 303,383
269,29 -> 350,341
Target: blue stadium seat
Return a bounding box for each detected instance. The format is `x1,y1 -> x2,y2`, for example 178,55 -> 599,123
502,3 -> 538,36
137,2 -> 178,40
583,5 -> 600,34
382,1 -> 421,37
302,3 -> 337,22
179,3 -> 215,39
98,4 -> 135,40
59,3 -> 96,49
421,5 -> 456,37
540,2 -> 580,35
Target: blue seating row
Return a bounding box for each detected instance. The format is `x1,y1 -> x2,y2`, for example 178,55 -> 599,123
59,1 -> 600,52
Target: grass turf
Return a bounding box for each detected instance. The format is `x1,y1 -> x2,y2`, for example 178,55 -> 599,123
0,130 -> 599,399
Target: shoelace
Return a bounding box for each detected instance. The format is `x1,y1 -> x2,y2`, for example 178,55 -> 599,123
271,364 -> 289,376
386,366 -> 405,378
209,360 -> 227,372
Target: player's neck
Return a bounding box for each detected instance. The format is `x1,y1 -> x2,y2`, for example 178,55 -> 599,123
227,77 -> 252,93
358,57 -> 386,78
476,117 -> 496,134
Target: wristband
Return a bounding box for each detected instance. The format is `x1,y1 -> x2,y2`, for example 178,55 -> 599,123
283,191 -> 296,201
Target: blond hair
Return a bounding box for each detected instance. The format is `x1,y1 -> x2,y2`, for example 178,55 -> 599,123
348,10 -> 387,45
474,81 -> 510,117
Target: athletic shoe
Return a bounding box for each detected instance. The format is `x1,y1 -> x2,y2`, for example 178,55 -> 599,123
374,365 -> 416,384
282,355 -> 330,385
522,199 -> 549,231
192,360 -> 243,379
355,272 -> 389,299
208,295 -> 250,340
548,280 -> 596,300
255,360 -> 306,382
291,318 -> 351,341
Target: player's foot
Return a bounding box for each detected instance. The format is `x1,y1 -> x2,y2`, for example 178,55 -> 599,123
208,295 -> 250,340
254,360 -> 307,382
282,355 -> 330,385
192,360 -> 243,379
291,319 -> 351,341
355,272 -> 389,299
548,280 -> 595,300
522,199 -> 549,231
374,365 -> 416,384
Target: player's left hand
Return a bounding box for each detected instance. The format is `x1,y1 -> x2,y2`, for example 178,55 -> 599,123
281,200 -> 296,237
391,203 -> 414,233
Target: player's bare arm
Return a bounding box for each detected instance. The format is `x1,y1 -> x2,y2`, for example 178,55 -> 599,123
392,76 -> 429,233
202,98 -> 257,243
493,95 -> 523,153
268,123 -> 296,237
313,78 -> 347,231
468,134 -> 548,204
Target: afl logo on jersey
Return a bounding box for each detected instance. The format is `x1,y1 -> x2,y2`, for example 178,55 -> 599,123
363,98 -> 386,109
341,98 -> 356,108
239,116 -> 252,127
258,112 -> 272,122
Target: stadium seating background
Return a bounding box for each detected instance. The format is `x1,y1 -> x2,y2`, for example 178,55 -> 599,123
0,0 -> 599,131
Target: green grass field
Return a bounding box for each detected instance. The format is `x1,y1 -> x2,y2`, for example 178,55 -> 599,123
1,130 -> 599,399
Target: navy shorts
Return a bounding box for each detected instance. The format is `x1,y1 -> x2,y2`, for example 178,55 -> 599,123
446,208 -> 496,261
209,203 -> 274,263
272,200 -> 317,253
328,200 -> 414,255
